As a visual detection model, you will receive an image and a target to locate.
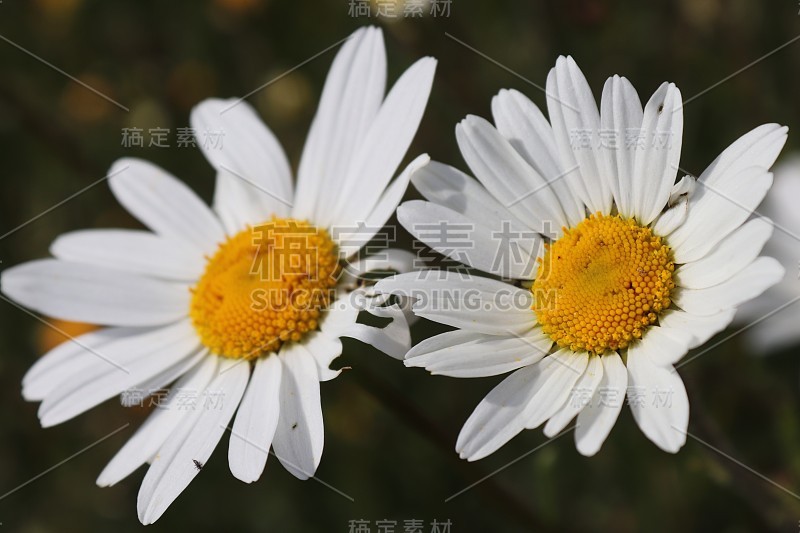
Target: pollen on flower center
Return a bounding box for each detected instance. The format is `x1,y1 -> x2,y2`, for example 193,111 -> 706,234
532,213 -> 675,354
190,218 -> 340,359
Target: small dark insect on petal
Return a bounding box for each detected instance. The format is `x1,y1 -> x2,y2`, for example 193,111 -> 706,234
193,459 -> 204,470
291,423 -> 298,430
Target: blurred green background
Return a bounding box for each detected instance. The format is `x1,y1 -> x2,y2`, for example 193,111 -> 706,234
1,0 -> 800,531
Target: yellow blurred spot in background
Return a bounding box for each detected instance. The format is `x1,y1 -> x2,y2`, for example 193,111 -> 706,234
257,71 -> 312,123
679,0 -> 721,29
34,0 -> 83,17
126,99 -> 172,137
37,319 -> 97,354
60,73 -> 115,124
213,0 -> 265,15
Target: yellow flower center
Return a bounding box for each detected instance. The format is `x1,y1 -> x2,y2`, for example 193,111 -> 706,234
190,218 -> 340,359
532,213 -> 674,354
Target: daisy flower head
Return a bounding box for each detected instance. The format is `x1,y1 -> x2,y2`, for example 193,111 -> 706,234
377,56 -> 786,459
736,153 -> 800,354
1,26 -> 435,524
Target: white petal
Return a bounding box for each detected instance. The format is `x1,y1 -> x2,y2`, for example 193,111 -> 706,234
674,257 -> 784,316
137,359 -> 249,525
341,249 -> 417,288
575,352 -> 627,456
456,115 -> 568,237
409,159 -> 532,235
51,229 -> 203,281
456,349 -> 586,461
405,328 -> 552,378
491,88 -> 585,227
211,170 -> 271,235
272,342 -> 324,479
669,166 -> 773,263
294,27 -> 386,223
669,174 -> 697,202
321,287 -> 412,360
675,218 -> 773,289
630,326 -> 692,367
631,83 -> 683,224
38,321 -> 201,427
360,153 -> 429,231
657,308 -> 735,349
108,158 -> 224,254
303,331 -> 343,382
190,98 -> 294,222
546,56 -> 610,214
1,259 -> 189,327
652,195 -> 689,236
23,327 -> 136,401
764,154 -> 800,229
543,354 -> 603,437
454,364 -> 539,462
326,56 -> 436,228
375,271 -> 537,336
598,76 -> 643,218
699,123 -> 788,189
320,289 -> 365,336
627,349 -> 688,453
335,301 -> 411,360
124,349 -> 207,404
334,154 -> 429,260
97,355 -> 218,487
397,200 -> 542,280
229,354 -> 282,483
523,350 -> 588,430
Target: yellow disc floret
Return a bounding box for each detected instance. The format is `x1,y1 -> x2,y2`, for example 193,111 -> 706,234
532,213 -> 674,354
190,218 -> 340,359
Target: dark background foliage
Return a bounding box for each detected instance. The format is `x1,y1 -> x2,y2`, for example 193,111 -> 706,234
0,1 -> 799,531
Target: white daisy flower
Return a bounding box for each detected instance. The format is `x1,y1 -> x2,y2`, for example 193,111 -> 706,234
1,26 -> 435,524
736,154 -> 800,353
377,56 -> 786,458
